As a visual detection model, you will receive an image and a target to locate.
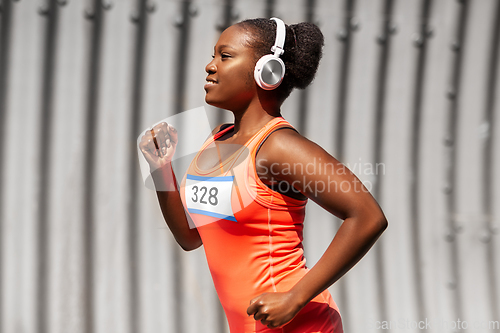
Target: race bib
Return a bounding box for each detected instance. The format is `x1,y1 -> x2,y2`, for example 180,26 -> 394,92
185,174 -> 236,222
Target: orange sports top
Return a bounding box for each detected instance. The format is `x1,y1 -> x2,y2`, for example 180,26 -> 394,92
180,117 -> 343,333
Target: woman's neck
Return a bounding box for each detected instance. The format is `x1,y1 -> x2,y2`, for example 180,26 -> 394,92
233,92 -> 281,128
231,97 -> 282,136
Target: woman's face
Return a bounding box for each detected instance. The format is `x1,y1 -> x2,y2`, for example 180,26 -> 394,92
204,25 -> 257,110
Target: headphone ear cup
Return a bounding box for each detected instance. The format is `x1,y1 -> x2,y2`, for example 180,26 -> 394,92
254,55 -> 285,90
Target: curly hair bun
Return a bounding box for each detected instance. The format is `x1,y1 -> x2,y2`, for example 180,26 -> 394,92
283,22 -> 324,90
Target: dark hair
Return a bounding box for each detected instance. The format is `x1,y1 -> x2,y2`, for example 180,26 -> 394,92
237,18 -> 324,100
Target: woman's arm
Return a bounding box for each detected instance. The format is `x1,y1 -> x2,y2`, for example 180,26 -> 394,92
139,122 -> 202,251
247,128 -> 388,328
151,165 -> 202,251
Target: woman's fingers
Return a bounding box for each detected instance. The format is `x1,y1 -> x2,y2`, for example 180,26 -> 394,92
167,124 -> 178,145
138,132 -> 159,166
151,123 -> 167,157
248,303 -> 273,328
246,292 -> 299,329
140,131 -> 155,154
151,129 -> 160,150
247,295 -> 268,321
139,122 -> 178,168
246,296 -> 260,316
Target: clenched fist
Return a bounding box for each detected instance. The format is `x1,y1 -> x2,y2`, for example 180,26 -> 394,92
247,291 -> 303,329
139,122 -> 178,171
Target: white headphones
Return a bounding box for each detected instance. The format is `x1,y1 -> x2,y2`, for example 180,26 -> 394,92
254,17 -> 286,90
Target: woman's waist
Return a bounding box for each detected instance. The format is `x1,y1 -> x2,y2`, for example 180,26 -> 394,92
211,263 -> 309,309
207,251 -> 308,295
201,232 -> 307,277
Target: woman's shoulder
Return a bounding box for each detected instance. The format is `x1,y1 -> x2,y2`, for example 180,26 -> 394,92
264,126 -> 315,150
257,126 -> 324,164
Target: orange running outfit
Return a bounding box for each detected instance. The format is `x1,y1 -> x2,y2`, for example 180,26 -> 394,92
180,117 -> 343,333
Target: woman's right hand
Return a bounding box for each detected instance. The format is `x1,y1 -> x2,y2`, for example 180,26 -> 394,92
139,122 -> 178,171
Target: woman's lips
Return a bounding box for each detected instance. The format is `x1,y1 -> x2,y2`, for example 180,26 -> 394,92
204,80 -> 218,89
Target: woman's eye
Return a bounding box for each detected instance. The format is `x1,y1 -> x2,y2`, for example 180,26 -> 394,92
211,55 -> 215,59
221,53 -> 231,59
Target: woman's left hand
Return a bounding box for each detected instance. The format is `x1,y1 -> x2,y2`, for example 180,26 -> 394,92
246,292 -> 303,329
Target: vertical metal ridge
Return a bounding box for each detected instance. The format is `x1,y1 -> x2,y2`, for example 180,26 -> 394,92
128,1 -> 149,332
0,1 -> 13,332
171,243 -> 184,333
444,0 -> 469,322
371,0 -> 395,323
36,1 -> 60,332
218,0 -> 234,32
335,0 -> 355,163
483,0 -> 500,320
333,1 -> 356,329
409,0 -> 432,323
295,0 -> 315,135
173,1 -> 193,116
215,0 -> 235,128
172,3 -> 193,332
304,0 -> 315,23
264,0 -> 275,19
296,90 -> 308,134
82,1 -> 105,332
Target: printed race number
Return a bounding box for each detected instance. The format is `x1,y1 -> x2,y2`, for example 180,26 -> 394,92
191,185 -> 219,206
185,174 -> 236,222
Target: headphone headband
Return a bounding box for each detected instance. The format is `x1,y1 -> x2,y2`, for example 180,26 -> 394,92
270,17 -> 286,56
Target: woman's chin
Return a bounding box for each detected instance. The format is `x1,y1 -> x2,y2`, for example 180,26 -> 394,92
204,95 -> 221,108
204,96 -> 213,106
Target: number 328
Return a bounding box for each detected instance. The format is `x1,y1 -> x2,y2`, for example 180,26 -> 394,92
191,186 -> 218,206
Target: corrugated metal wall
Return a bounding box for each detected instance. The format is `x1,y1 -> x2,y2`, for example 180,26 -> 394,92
1,0 -> 499,332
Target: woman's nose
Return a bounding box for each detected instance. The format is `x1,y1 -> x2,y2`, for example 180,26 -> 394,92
205,59 -> 216,74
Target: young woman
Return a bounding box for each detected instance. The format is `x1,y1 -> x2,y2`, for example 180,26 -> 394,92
140,18 -> 387,333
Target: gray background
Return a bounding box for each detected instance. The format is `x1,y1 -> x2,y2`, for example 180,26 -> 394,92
0,0 -> 499,332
